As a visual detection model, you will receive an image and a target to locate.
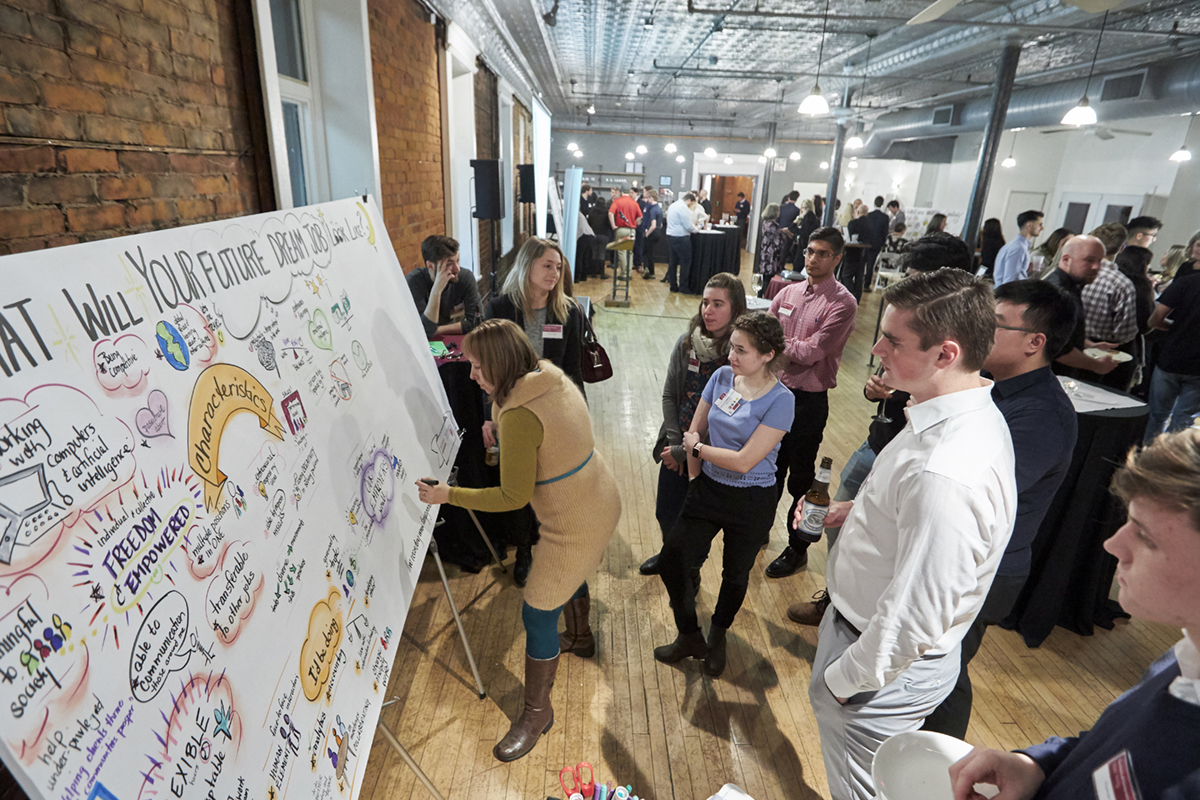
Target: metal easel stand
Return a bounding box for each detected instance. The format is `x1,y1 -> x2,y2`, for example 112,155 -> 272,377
426,536 -> 487,699
376,710 -> 447,800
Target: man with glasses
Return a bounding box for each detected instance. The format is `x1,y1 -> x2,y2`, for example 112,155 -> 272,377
766,227 -> 858,578
922,279 -> 1078,738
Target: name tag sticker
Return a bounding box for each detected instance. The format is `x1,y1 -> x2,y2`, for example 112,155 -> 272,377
715,389 -> 743,416
688,349 -> 700,373
1092,751 -> 1142,800
543,324 -> 563,339
780,303 -> 795,317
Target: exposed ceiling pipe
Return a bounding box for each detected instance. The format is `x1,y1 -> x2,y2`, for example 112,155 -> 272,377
685,0 -> 1200,40
646,59 -> 989,88
860,53 -> 1200,158
886,42 -> 1199,111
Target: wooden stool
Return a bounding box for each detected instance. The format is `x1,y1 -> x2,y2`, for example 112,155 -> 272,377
605,238 -> 634,308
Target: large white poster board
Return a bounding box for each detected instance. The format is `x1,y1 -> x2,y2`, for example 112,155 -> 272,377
0,197 -> 457,800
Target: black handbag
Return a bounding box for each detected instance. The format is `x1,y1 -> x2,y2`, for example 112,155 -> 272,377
580,311 -> 613,383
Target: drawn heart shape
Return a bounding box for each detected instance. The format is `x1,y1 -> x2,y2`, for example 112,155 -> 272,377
135,389 -> 173,439
308,309 -> 334,352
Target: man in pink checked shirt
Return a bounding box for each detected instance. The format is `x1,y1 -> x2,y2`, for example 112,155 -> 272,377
765,226 -> 859,578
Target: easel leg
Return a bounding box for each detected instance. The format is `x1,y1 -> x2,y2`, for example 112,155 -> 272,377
428,539 -> 487,699
375,721 -> 447,800
465,508 -> 507,573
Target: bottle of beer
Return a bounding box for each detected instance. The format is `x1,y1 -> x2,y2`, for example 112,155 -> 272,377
797,457 -> 833,542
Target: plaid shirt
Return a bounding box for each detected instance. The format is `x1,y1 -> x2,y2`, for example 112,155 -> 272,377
1081,262 -> 1138,345
769,277 -> 858,391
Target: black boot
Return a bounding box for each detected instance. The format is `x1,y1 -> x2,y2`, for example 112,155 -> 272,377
639,553 -> 661,575
704,625 -> 728,677
653,630 -> 707,664
558,594 -> 596,658
765,545 -> 808,579
514,544 -> 532,588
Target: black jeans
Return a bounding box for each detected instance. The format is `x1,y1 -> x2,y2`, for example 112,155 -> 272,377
667,235 -> 692,292
774,388 -> 830,549
655,461 -> 690,543
644,232 -> 663,275
659,474 -> 776,633
921,571 -> 1028,738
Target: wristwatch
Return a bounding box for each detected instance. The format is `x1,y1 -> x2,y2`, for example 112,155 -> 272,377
691,441 -> 703,459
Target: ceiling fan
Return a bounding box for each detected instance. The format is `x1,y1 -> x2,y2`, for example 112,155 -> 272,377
908,0 -> 1123,25
1041,125 -> 1152,140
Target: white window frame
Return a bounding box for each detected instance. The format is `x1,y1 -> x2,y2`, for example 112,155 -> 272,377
252,0 -> 334,208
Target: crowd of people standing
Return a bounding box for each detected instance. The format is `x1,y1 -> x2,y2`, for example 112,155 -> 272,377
404,184 -> 1200,796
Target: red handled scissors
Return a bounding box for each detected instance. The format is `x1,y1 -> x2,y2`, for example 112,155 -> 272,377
559,762 -> 595,799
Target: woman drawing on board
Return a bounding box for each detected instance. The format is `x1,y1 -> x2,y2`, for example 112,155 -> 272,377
416,319 -> 620,763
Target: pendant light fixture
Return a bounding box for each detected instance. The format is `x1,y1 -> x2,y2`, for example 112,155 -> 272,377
844,34 -> 874,150
625,151 -> 635,160
1061,11 -> 1107,127
799,0 -> 832,116
1001,130 -> 1017,168
1170,113 -> 1195,163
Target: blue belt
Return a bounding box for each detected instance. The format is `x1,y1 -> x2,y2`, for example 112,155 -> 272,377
536,451 -> 593,485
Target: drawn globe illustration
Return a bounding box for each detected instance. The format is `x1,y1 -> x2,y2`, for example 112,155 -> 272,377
155,320 -> 190,370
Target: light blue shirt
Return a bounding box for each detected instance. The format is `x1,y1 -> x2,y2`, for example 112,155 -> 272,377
666,201 -> 699,237
700,366 -> 795,487
993,236 -> 1032,287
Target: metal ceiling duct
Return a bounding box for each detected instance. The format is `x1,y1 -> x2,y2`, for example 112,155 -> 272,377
861,53 -> 1200,160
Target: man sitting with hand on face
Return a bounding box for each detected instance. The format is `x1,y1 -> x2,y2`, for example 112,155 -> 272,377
407,235 -> 482,337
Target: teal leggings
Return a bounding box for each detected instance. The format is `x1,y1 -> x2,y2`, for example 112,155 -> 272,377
522,583 -> 587,659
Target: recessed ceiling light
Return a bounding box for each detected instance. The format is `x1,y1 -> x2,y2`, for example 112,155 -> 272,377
820,161 -> 829,169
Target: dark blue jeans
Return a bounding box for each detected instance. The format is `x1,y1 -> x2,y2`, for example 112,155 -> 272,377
667,235 -> 692,292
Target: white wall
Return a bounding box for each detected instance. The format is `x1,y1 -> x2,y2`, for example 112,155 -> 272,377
533,99 -> 553,239
445,23 -> 479,275
928,113 -> 1190,243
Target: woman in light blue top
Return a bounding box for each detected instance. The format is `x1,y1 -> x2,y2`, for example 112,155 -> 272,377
653,311 -> 795,677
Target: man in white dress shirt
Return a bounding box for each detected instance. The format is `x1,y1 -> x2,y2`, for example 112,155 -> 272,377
805,268 -> 1018,800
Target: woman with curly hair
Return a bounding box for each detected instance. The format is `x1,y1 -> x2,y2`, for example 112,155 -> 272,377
640,273 -> 747,576
652,311 -> 794,677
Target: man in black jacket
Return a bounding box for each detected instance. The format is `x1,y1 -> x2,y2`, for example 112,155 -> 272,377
863,196 -> 891,291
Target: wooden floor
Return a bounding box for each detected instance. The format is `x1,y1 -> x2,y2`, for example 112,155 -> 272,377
359,255 -> 1181,800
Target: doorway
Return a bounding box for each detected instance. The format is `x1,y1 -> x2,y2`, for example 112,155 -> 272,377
710,175 -> 755,223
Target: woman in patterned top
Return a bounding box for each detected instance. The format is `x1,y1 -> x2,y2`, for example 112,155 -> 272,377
640,273 -> 747,577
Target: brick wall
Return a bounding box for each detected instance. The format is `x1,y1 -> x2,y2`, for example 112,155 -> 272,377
0,0 -> 268,255
473,57 -> 497,292
369,0 -> 444,273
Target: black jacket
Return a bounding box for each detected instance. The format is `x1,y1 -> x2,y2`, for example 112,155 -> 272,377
485,294 -> 587,394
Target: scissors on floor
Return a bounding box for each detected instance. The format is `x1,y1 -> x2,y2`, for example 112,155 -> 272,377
559,761 -> 595,799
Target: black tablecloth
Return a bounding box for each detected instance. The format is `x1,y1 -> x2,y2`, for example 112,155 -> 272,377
1001,388 -> 1149,647
430,359 -> 527,571
683,227 -> 741,294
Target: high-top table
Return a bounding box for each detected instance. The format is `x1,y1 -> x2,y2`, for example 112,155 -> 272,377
1001,379 -> 1149,647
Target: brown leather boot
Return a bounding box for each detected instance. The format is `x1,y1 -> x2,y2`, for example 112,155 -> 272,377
493,653 -> 559,762
558,595 -> 596,658
786,588 -> 831,627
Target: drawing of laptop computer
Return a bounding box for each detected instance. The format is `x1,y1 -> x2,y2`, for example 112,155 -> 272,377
0,464 -> 73,565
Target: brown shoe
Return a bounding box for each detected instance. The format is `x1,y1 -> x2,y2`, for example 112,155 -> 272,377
493,653 -> 558,762
558,594 -> 596,658
786,589 -> 830,627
